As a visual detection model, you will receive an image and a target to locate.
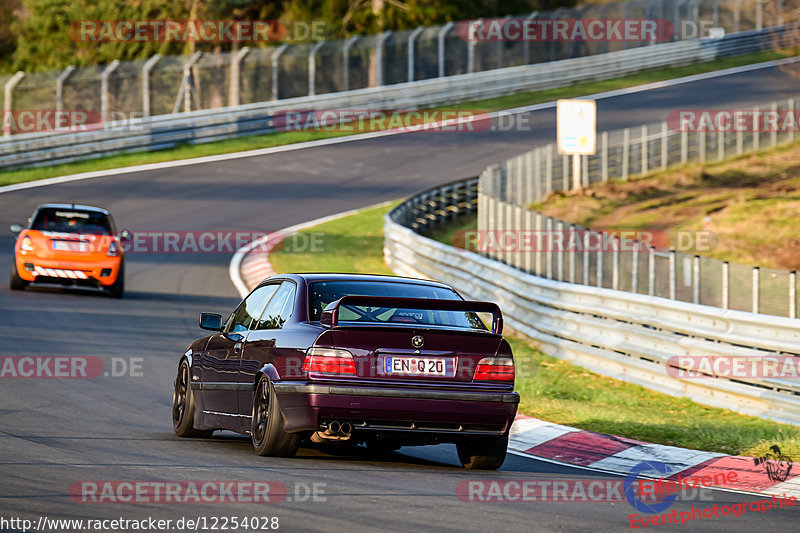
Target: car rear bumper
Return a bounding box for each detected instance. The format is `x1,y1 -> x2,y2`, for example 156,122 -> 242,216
274,381 -> 519,436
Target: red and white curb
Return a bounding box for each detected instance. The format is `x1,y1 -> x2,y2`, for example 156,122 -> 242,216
510,415 -> 800,498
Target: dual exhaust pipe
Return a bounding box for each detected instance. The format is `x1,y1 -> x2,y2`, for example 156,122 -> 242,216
311,420 -> 353,442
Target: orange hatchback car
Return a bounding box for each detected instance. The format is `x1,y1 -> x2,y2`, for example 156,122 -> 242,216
9,204 -> 129,298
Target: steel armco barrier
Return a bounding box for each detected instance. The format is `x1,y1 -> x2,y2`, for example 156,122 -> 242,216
2,25 -> 798,171
384,177 -> 800,425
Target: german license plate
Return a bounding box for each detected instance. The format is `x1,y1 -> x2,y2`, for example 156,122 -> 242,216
52,240 -> 89,252
382,356 -> 455,377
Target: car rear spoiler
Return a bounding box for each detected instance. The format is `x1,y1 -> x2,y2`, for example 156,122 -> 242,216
319,295 -> 503,334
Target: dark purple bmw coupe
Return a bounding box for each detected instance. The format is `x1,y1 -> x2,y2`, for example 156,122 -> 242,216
173,273 -> 519,469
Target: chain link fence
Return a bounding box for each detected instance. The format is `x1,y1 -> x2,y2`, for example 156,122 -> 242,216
478,91 -> 800,319
3,0 -> 795,135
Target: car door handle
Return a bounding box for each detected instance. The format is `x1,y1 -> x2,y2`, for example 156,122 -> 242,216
234,342 -> 243,352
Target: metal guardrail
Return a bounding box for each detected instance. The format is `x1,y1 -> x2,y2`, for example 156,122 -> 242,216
2,25 -> 797,171
384,179 -> 800,425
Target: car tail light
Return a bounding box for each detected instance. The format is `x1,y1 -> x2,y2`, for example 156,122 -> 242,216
21,236 -> 33,252
303,348 -> 357,375
474,357 -> 515,382
107,240 -> 119,257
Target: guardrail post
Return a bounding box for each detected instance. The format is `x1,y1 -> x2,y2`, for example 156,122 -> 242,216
597,234 -> 604,288
523,12 -> 538,64
601,131 -> 608,181
631,241 -> 639,293
2,71 -> 24,137
612,237 -> 619,290
789,99 -> 795,143
699,130 -> 706,163
681,128 -> 688,164
752,267 -> 760,314
55,65 -> 75,115
229,47 -> 250,106
376,31 -> 392,87
722,261 -> 729,309
308,41 -> 325,96
791,270 -> 797,319
622,128 -> 630,180
438,22 -> 454,78
142,54 -> 160,117
693,255 -> 701,304
271,44 -> 288,101
661,122 -> 668,169
752,105 -> 760,151
641,125 -> 648,175
669,250 -> 676,300
408,26 -> 424,81
648,247 -> 655,296
101,59 -> 120,124
343,36 -> 359,91
770,101 -> 778,147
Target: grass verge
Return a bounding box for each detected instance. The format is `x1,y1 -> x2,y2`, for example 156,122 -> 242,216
1,49 -> 792,188
267,201 -> 800,457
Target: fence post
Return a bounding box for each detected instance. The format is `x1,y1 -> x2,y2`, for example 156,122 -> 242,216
562,154 -> 569,191
545,144 -> 553,194
142,54 -> 160,118
408,26 -> 424,81
601,131 -> 609,181
648,247 -> 655,296
717,129 -> 725,161
641,125 -> 648,175
172,52 -> 202,114
524,210 -> 533,273
622,128 -> 630,180
101,60 -> 120,124
55,65 -> 75,115
569,224 -> 576,283
582,154 -> 589,187
699,130 -> 706,163
791,270 -> 797,319
788,98 -> 795,143
228,47 -> 249,107
376,31 -> 392,87
669,250 -> 676,300
307,42 -> 325,96
752,105 -> 760,151
438,22 -> 455,78
722,261 -> 729,309
752,267 -> 760,314
770,101 -> 778,147
661,121 -> 668,169
631,241 -> 639,293
2,71 -> 24,137
736,125 -> 743,155
681,128 -> 688,164
343,36 -> 359,91
526,151 -> 536,203
535,213 -> 543,275
596,234 -> 603,288
556,220 -> 564,281
612,238 -> 619,290
271,44 -> 288,100
756,0 -> 763,30
523,12 -> 538,64
693,255 -> 700,304
583,230 -> 590,285
546,218 -> 553,279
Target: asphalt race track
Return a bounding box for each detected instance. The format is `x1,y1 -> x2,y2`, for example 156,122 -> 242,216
2,63 -> 800,532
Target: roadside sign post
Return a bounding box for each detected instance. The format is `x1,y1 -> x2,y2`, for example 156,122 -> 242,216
557,99 -> 596,191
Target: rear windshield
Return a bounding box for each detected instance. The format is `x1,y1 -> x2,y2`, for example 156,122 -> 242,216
307,280 -> 488,330
31,208 -> 113,235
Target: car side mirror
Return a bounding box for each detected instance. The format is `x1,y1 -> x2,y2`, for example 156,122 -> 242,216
199,312 -> 223,331
119,230 -> 132,241
10,224 -> 22,234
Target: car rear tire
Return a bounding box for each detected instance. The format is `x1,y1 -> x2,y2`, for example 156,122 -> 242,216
172,360 -> 213,438
9,261 -> 28,291
251,376 -> 299,457
456,436 -> 508,470
107,263 -> 124,299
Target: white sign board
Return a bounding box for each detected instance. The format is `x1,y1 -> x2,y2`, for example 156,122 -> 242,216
557,99 -> 596,155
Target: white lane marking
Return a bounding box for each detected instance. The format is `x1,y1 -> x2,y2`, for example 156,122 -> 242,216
3,57 -> 799,197
763,478 -> 800,499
